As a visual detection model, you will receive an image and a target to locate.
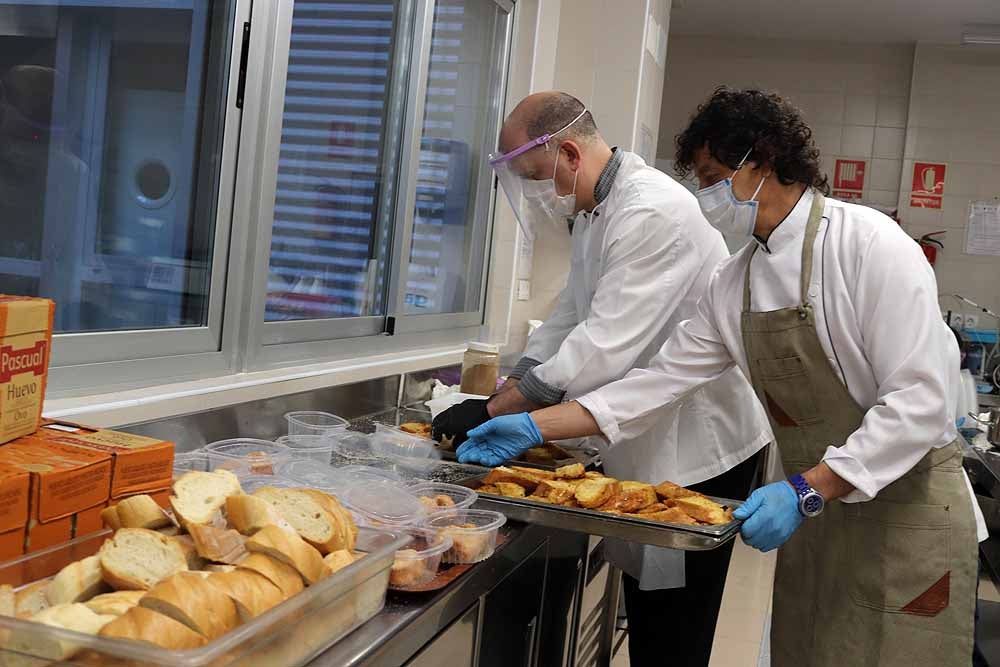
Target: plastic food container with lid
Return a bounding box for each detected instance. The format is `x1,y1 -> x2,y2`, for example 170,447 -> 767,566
330,432 -> 380,464
340,479 -> 425,526
275,434 -> 334,464
389,527 -> 453,588
237,474 -> 300,494
335,464 -> 406,486
425,509 -> 506,564
372,424 -> 439,460
173,450 -> 212,475
285,411 -> 350,437
278,459 -> 350,494
408,482 -> 478,512
204,438 -> 292,476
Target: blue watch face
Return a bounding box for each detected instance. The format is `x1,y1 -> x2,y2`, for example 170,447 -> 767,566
803,494 -> 824,515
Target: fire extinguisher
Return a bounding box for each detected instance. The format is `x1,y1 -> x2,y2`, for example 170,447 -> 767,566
916,231 -> 946,267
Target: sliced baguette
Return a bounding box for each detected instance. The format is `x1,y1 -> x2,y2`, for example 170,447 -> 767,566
186,523 -> 247,564
99,528 -> 189,591
114,495 -> 172,530
205,570 -> 284,622
235,554 -> 304,599
170,470 -> 242,527
481,467 -> 540,493
204,563 -> 238,573
48,555 -> 110,605
100,506 -> 122,530
322,550 -> 358,576
297,488 -> 357,553
99,606 -> 207,649
84,590 -> 145,617
670,496 -> 733,525
252,487 -> 345,554
0,584 -> 13,617
172,535 -> 208,570
139,571 -> 240,639
9,603 -> 115,662
225,494 -> 295,536
246,525 -> 327,584
14,579 -> 51,618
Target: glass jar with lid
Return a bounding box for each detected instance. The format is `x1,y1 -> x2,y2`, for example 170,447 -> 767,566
460,342 -> 500,395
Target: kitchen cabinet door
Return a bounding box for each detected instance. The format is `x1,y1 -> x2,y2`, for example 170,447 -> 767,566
477,541 -> 548,667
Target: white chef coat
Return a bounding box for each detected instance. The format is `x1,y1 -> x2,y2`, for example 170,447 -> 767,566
521,151 -> 772,588
578,189 -> 987,540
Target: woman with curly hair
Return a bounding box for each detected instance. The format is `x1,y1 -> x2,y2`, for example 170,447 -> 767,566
458,87 -> 985,665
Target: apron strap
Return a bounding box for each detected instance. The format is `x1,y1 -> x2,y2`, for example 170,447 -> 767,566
741,191 -> 826,313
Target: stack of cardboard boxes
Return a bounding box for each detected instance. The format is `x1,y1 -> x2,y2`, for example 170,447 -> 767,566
0,296 -> 175,559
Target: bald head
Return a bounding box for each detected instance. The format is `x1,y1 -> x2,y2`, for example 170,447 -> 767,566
500,91 -> 600,153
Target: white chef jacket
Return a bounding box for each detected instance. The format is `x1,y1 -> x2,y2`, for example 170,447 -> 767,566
578,189 -> 987,540
519,151 -> 773,587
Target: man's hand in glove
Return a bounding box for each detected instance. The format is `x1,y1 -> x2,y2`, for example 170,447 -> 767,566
431,399 -> 491,448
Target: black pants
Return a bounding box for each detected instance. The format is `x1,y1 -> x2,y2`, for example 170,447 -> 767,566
622,451 -> 763,667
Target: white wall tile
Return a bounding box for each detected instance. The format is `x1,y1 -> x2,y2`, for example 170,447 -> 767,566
876,95 -> 909,128
844,95 -> 877,126
841,125 -> 875,157
868,189 -> 901,208
811,124 -> 843,158
869,158 -> 903,191
873,126 -> 905,159
909,128 -> 953,161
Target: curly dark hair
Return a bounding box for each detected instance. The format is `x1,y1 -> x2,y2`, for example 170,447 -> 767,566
675,87 -> 829,194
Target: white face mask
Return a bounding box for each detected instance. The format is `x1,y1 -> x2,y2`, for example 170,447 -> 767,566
522,147 -> 579,221
695,149 -> 767,239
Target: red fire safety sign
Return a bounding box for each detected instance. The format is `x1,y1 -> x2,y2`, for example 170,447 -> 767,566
910,162 -> 946,209
834,159 -> 866,191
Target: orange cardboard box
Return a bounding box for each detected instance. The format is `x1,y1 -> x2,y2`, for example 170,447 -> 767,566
0,296 -> 55,445
0,439 -> 111,553
0,464 -> 31,560
35,420 -> 174,498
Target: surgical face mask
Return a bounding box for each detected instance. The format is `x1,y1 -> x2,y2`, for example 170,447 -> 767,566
695,149 -> 767,238
521,149 -> 579,221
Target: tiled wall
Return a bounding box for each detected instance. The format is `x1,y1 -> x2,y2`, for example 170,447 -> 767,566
902,44 -> 1000,316
656,37 -> 914,209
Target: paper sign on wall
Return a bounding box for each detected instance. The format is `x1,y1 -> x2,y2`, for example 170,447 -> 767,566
910,162 -> 946,209
966,201 -> 1000,257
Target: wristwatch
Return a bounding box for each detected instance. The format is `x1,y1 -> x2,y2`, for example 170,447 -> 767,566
789,474 -> 825,518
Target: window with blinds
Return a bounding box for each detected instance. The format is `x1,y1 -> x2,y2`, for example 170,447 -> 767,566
265,0 -> 397,322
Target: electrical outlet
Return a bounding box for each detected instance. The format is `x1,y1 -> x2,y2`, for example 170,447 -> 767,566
950,314 -> 965,328
516,280 -> 531,301
965,314 -> 980,330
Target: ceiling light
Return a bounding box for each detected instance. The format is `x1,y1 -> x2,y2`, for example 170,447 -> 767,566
962,23 -> 1000,45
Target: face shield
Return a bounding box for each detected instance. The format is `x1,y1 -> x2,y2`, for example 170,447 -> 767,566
489,108 -> 588,240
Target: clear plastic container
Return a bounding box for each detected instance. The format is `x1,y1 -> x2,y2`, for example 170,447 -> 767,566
275,434 -> 334,464
408,481 -> 478,512
285,411 -> 350,437
238,474 -> 300,494
278,460 -> 349,495
389,527 -> 453,588
426,508 -> 506,564
0,527 -> 407,667
372,424 -> 438,460
174,450 -> 212,475
329,432 -> 380,464
205,439 -> 292,476
340,479 -> 426,526
335,464 -> 406,486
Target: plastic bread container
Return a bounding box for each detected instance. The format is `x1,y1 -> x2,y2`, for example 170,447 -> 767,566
275,435 -> 334,464
285,411 -> 349,437
425,509 -> 506,564
372,424 -> 438,460
204,439 -> 292,476
389,527 -> 453,588
408,482 -> 478,511
0,527 -> 408,667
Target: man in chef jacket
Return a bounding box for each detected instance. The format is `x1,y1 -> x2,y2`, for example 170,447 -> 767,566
433,91 -> 772,665
457,87 -> 988,667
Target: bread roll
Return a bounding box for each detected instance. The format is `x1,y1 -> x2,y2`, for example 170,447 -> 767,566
114,495 -> 172,530
99,606 -> 207,649
48,555 -> 110,605
246,525 -> 327,584
14,579 -> 51,618
0,584 -> 14,617
139,571 -> 240,639
101,506 -> 122,530
186,523 -> 247,564
205,570 -> 283,622
84,590 -> 145,617
225,494 -> 294,536
99,528 -> 188,590
236,554 -> 304,600
170,470 -> 242,527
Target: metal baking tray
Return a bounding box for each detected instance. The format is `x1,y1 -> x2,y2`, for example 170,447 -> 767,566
352,406 -> 602,471
458,475 -> 742,551
0,527 -> 409,667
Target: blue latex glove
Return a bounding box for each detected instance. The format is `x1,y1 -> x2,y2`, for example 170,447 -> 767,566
455,413 -> 543,467
732,481 -> 803,552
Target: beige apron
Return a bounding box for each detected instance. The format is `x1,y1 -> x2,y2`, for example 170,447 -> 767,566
740,193 -> 978,666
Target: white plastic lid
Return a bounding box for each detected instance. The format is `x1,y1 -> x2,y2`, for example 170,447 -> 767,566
277,460 -> 348,494
340,480 -> 425,525
466,341 -> 500,354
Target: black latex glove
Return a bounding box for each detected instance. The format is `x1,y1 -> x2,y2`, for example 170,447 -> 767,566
432,399 -> 491,448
